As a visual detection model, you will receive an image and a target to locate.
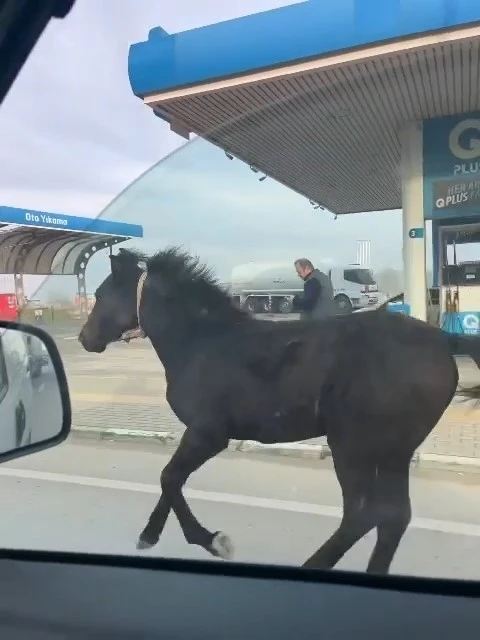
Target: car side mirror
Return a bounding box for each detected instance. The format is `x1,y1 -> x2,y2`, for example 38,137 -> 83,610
0,320 -> 71,463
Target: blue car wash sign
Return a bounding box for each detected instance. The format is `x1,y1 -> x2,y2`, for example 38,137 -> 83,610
423,112 -> 480,220
0,206 -> 143,238
442,311 -> 480,335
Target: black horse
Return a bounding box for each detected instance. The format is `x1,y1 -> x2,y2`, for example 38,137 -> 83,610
78,247 -> 480,573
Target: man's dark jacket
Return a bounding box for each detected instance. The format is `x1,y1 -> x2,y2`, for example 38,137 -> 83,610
293,268 -> 336,319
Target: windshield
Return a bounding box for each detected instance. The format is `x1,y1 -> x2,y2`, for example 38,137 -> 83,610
343,269 -> 376,286
1,1 -> 480,582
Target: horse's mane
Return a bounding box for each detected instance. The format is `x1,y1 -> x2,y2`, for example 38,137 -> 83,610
117,247 -> 246,321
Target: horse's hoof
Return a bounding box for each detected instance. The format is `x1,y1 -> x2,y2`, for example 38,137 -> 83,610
136,537 -> 155,551
210,531 -> 234,560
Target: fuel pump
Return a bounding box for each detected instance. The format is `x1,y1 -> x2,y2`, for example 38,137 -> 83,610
439,224 -> 480,335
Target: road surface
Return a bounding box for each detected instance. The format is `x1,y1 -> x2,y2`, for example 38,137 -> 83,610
1,436 -> 480,581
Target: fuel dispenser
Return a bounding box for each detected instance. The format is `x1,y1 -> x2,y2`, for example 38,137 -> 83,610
439,224 -> 480,335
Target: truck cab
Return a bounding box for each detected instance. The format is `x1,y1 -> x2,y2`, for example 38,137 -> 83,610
328,265 -> 381,313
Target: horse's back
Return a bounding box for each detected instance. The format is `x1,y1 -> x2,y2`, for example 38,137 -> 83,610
307,311 -> 458,449
171,311 -> 457,444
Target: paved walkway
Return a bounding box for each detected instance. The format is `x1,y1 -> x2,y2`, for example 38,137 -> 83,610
59,339 -> 480,460
70,398 -> 480,458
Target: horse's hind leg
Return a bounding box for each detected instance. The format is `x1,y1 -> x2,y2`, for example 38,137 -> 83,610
303,450 -> 377,570
366,452 -> 412,574
137,429 -> 231,558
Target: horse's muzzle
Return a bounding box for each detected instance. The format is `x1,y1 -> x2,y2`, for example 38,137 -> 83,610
78,330 -> 106,353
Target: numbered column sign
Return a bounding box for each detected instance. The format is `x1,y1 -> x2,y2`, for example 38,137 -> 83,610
408,227 -> 424,239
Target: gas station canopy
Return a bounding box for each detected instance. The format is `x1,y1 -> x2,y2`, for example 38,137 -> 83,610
0,205 -> 143,276
128,0 -> 480,215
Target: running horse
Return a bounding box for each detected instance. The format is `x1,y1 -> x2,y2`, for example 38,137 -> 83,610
78,247 -> 480,573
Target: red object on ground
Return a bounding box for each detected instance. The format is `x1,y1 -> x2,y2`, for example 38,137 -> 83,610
74,294 -> 94,312
0,293 -> 19,320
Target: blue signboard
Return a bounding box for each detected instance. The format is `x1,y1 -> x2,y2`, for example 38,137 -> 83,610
0,206 -> 143,238
423,112 -> 480,220
441,311 -> 480,335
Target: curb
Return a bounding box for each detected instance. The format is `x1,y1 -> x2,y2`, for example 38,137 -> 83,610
71,425 -> 480,469
71,426 -> 330,459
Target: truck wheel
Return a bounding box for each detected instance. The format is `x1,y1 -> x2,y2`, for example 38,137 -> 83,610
243,298 -> 257,313
278,298 -> 293,314
243,298 -> 269,314
334,294 -> 353,314
259,298 -> 270,313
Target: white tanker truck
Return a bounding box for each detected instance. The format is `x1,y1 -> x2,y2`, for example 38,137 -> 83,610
228,261 -> 384,315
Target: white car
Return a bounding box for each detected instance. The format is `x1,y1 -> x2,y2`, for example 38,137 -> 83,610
0,328 -> 35,452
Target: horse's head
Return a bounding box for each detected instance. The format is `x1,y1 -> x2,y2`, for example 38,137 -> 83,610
78,249 -> 144,353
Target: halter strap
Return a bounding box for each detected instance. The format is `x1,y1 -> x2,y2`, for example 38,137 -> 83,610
120,271 -> 148,343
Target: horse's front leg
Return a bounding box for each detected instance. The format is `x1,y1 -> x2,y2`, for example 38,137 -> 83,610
137,428 -> 232,559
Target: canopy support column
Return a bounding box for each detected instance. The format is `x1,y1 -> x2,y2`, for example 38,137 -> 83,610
14,243 -> 30,310
73,244 -> 91,321
400,120 -> 427,322
14,273 -> 25,309
73,236 -> 126,321
76,272 -> 88,321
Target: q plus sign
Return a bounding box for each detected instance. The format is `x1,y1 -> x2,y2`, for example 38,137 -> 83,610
449,119 -> 480,161
462,314 -> 480,332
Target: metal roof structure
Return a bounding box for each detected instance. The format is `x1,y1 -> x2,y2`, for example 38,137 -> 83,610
0,206 -> 143,276
128,0 -> 480,215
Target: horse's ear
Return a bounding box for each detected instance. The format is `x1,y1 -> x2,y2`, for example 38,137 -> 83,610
109,253 -> 124,279
110,250 -> 143,280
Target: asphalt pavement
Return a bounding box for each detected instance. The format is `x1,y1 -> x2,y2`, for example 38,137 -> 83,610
1,437 -> 480,581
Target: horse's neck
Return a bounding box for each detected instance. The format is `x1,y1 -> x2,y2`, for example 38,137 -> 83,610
142,292 -> 242,374
146,322 -> 199,376
141,292 -> 196,374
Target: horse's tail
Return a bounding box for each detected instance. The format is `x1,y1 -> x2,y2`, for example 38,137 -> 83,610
447,334 -> 480,401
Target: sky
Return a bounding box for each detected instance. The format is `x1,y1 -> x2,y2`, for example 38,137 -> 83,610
0,0 -> 421,301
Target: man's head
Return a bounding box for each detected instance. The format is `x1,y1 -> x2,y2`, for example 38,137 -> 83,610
294,258 -> 314,280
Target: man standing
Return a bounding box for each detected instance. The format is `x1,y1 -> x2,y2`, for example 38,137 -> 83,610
292,258 -> 336,319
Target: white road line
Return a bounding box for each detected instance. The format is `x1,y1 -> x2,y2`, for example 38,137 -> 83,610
0,467 -> 479,538
67,374 -> 143,380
